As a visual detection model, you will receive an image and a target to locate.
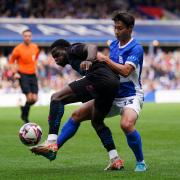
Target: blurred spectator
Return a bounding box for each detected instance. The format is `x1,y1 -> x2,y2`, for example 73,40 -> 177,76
142,48 -> 180,93
0,0 -> 179,19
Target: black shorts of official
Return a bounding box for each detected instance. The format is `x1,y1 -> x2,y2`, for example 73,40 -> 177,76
18,72 -> 38,94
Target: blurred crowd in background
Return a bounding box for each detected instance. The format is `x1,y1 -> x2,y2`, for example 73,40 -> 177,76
0,0 -> 179,19
0,0 -> 179,96
0,47 -> 180,94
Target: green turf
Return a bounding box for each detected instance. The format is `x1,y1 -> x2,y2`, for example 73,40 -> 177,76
0,103 -> 180,180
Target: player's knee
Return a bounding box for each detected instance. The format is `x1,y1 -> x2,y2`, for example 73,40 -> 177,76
26,99 -> 36,105
32,96 -> 38,103
71,110 -> 83,121
31,99 -> 37,105
120,120 -> 134,133
26,94 -> 32,101
27,97 -> 33,103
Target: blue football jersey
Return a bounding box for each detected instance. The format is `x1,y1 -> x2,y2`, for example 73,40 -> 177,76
109,38 -> 144,98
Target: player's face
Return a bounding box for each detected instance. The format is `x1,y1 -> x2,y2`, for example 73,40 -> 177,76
23,31 -> 32,45
51,47 -> 68,67
114,21 -> 132,41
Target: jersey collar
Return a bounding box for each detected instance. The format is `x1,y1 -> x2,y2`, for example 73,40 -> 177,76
118,38 -> 134,49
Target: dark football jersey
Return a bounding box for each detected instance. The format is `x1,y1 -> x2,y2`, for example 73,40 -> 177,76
67,43 -> 88,75
66,43 -> 119,85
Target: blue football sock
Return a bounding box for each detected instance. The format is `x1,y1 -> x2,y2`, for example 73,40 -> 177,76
57,118 -> 80,148
126,130 -> 144,162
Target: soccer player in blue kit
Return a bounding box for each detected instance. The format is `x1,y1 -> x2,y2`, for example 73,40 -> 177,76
32,11 -> 147,172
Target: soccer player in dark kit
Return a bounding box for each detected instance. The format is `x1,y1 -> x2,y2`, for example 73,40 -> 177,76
31,39 -> 123,169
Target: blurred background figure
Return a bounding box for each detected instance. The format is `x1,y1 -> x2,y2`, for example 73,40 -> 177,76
9,29 -> 39,123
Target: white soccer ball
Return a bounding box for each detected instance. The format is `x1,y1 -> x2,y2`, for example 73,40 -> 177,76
19,123 -> 42,146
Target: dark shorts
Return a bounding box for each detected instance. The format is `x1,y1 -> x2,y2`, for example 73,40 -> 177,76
19,72 -> 38,94
69,62 -> 119,112
69,76 -> 98,103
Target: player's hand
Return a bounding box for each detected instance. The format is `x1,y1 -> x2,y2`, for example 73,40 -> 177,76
80,61 -> 92,71
97,52 -> 107,62
13,72 -> 21,79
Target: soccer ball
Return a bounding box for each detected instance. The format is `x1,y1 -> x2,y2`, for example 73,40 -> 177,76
19,123 -> 42,146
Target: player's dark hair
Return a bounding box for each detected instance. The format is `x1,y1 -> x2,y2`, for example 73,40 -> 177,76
112,11 -> 135,28
22,29 -> 32,34
50,39 -> 71,51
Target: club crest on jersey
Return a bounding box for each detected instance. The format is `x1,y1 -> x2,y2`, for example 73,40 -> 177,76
118,56 -> 123,64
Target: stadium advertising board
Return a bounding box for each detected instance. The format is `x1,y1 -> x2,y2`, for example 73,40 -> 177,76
0,19 -> 179,45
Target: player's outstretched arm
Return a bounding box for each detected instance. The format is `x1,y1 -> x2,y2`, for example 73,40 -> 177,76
97,52 -> 134,77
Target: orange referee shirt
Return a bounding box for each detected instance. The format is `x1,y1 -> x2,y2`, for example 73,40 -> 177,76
9,43 -> 39,74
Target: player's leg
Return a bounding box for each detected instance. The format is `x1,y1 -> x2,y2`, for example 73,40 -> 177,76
23,93 -> 32,121
57,97 -> 123,170
19,74 -> 32,123
86,68 -> 123,170
31,79 -> 96,159
30,75 -> 99,160
47,84 -> 87,142
57,100 -> 93,149
31,93 -> 38,104
30,100 -> 92,161
120,97 -> 147,172
91,97 -> 124,170
30,74 -> 38,105
31,77 -> 93,151
30,85 -> 81,159
22,93 -> 38,122
20,74 -> 38,123
45,85 -> 82,144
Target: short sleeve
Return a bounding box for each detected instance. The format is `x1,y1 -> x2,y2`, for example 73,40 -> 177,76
126,46 -> 143,68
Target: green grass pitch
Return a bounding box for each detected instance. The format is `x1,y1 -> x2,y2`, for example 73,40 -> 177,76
0,103 -> 180,180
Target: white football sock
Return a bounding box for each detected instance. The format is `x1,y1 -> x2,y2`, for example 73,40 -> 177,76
108,149 -> 119,160
47,134 -> 58,142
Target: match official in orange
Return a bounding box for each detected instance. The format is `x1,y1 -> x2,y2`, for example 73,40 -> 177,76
9,29 -> 39,123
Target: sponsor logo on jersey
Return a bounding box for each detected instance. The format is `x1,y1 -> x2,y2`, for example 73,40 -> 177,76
119,56 -> 123,64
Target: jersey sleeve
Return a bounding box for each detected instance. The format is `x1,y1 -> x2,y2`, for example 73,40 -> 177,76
9,46 -> 19,64
125,46 -> 143,68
